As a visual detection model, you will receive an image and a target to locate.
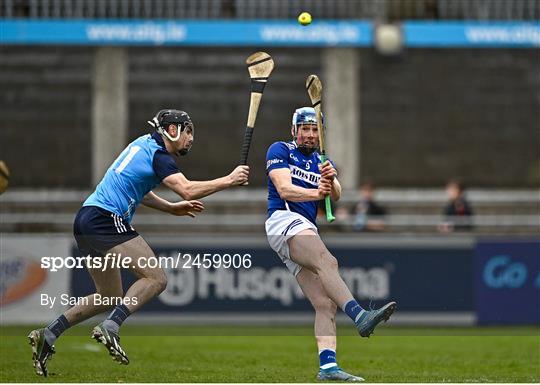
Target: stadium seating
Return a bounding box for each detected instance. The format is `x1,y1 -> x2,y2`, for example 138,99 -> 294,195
2,0 -> 539,20
1,188 -> 538,234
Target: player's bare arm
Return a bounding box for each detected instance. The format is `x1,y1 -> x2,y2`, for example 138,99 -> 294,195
162,166 -> 249,200
141,191 -> 204,217
269,168 -> 330,202
141,191 -> 171,212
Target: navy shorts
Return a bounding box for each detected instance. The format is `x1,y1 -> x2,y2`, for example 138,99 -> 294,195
73,206 -> 139,257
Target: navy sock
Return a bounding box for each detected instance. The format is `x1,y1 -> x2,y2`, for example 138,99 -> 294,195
45,315 -> 70,345
319,349 -> 338,370
343,299 -> 366,323
105,304 -> 131,330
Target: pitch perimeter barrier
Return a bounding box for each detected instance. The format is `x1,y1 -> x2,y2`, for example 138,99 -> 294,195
1,20 -> 539,47
475,240 -> 540,324
1,234 -> 538,326
71,240 -> 474,315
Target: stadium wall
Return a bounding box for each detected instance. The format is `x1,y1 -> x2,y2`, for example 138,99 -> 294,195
2,234 -> 538,326
1,46 -> 538,188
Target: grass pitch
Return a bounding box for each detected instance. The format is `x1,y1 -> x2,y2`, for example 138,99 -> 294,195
1,325 -> 538,382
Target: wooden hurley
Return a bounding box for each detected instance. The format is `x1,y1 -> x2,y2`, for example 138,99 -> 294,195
306,74 -> 335,223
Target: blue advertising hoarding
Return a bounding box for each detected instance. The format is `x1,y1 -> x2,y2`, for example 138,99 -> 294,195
475,240 -> 540,324
1,19 -> 539,47
0,19 -> 371,46
404,21 -> 540,47
70,243 -> 473,314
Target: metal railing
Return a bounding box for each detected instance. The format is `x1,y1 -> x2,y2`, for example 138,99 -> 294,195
2,0 -> 539,20
1,188 -> 539,234
2,188 -> 539,204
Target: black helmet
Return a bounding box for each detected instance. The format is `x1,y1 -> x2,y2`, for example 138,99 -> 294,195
148,109 -> 194,142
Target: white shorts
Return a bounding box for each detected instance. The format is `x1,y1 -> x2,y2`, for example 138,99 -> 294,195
265,210 -> 318,276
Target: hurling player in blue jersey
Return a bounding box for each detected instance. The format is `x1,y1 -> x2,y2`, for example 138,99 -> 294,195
265,107 -> 396,382
28,109 -> 249,376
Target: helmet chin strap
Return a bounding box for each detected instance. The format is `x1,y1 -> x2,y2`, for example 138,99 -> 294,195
148,117 -> 182,142
298,145 -> 317,156
161,129 -> 181,142
294,138 -> 317,156
148,119 -> 189,157
159,126 -> 182,142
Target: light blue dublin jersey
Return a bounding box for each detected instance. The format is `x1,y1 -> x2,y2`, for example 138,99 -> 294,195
266,141 -> 333,226
83,132 -> 179,223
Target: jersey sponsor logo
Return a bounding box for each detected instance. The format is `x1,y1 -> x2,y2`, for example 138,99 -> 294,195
289,165 -> 320,186
266,158 -> 284,169
289,153 -> 299,162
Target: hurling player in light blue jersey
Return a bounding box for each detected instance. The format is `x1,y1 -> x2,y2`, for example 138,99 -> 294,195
28,109 -> 249,376
265,107 -> 396,382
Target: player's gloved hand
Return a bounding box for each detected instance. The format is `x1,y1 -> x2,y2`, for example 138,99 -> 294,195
229,165 -> 250,186
318,178 -> 332,199
319,160 -> 337,181
169,200 -> 204,217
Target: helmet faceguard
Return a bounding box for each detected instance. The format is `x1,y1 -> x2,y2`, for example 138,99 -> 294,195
291,107 -> 320,155
148,109 -> 194,142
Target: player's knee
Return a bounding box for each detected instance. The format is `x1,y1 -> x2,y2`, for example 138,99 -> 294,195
313,296 -> 337,316
327,255 -> 339,269
152,274 -> 168,295
315,253 -> 338,273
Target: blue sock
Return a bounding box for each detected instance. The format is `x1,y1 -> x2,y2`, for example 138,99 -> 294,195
343,299 -> 366,323
319,349 -> 338,371
104,304 -> 131,332
45,315 -> 70,345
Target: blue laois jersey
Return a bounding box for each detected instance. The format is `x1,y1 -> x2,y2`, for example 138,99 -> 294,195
266,141 -> 332,225
83,132 -> 179,223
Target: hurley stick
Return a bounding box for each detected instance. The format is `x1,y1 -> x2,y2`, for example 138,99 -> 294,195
306,74 -> 335,223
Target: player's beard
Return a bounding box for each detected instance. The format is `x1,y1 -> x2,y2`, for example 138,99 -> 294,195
295,139 -> 318,155
177,143 -> 192,156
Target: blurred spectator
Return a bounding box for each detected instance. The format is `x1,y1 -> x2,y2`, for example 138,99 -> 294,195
439,179 -> 474,232
352,181 -> 388,232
